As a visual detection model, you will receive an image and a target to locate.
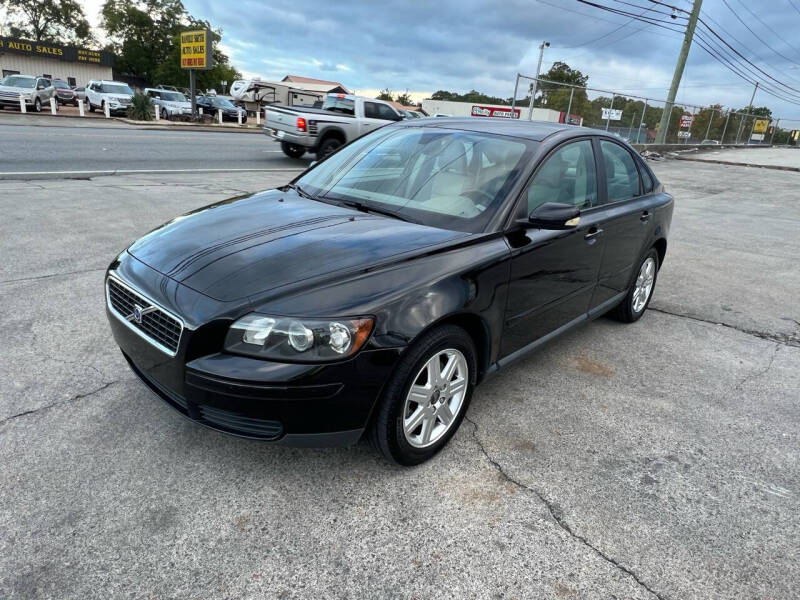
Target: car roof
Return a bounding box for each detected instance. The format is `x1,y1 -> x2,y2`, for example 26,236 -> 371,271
401,117 -> 602,142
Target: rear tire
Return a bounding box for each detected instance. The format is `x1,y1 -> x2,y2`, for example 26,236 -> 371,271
316,137 -> 342,160
280,141 -> 306,159
369,325 -> 477,466
610,248 -> 659,323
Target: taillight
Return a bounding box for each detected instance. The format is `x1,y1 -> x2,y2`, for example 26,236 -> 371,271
297,117 -> 307,132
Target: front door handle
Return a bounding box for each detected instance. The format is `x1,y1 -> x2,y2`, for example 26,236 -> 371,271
640,211 -> 651,222
584,227 -> 603,241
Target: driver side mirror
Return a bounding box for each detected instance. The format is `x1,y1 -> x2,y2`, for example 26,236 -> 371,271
527,202 -> 581,230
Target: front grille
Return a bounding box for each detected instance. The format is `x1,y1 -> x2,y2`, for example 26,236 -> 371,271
107,277 -> 183,355
198,405 -> 284,439
0,90 -> 20,99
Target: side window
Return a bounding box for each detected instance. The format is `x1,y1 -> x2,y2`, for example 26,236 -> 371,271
364,102 -> 380,119
599,140 -> 640,203
376,103 -> 400,121
526,140 -> 597,214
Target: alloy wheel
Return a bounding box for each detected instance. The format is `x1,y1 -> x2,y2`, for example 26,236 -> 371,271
632,257 -> 656,313
402,349 -> 469,448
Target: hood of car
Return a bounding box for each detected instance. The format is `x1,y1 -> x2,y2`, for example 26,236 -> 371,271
0,85 -> 30,94
127,189 -> 468,302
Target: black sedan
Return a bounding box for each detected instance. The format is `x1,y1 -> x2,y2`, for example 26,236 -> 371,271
105,119 -> 672,465
196,95 -> 246,122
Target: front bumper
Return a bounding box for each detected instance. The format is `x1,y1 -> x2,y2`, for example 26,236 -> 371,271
105,256 -> 401,446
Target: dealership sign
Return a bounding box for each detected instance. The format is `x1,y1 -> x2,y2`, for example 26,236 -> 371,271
471,105 -> 520,119
679,114 -> 694,128
180,29 -> 213,70
601,108 -> 622,121
0,36 -> 113,66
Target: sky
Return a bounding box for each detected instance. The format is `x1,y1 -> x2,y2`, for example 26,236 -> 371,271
73,0 -> 800,119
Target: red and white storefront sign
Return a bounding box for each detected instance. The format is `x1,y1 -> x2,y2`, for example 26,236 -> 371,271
471,105 -> 521,119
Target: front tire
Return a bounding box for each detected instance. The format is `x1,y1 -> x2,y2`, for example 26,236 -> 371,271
610,248 -> 659,323
161,108 -> 169,120
88,101 -> 95,112
34,98 -> 42,112
281,141 -> 306,159
370,325 -> 477,466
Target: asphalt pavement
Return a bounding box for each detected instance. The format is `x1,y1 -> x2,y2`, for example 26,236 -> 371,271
0,120 -> 310,175
0,136 -> 798,599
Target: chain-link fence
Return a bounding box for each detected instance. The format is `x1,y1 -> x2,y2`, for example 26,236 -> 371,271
510,74 -> 783,146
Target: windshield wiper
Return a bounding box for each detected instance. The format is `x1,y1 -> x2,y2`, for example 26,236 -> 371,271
337,199 -> 419,224
287,183 -> 316,201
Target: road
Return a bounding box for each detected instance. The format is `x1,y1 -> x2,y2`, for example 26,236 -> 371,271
0,122 -> 311,175
1,155 -> 798,599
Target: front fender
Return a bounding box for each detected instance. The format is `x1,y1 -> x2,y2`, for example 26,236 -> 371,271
254,236 -> 512,366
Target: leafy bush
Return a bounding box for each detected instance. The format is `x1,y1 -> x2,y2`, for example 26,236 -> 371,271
127,92 -> 154,121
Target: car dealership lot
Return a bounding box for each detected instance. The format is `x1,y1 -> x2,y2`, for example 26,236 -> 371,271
1,159 -> 798,598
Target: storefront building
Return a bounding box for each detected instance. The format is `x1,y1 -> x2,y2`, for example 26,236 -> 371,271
0,36 -> 113,87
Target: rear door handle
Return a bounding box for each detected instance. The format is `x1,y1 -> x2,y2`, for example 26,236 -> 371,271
640,211 -> 651,222
584,227 -> 603,240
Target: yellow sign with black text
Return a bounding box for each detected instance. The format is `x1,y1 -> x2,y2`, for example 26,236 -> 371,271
753,119 -> 769,133
180,29 -> 213,70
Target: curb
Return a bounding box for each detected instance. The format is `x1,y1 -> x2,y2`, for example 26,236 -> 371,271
0,113 -> 266,134
0,167 -> 305,181
673,156 -> 800,172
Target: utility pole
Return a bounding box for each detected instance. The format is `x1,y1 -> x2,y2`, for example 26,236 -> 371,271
655,0 -> 702,144
528,41 -> 549,120
736,82 -> 758,144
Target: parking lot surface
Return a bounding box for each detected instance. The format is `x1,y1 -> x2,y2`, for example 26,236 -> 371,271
685,146 -> 800,169
1,158 -> 798,599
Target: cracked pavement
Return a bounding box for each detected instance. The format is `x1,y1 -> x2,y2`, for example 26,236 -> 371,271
1,158 -> 799,599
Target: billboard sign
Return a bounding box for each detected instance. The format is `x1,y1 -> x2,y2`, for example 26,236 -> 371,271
471,105 -> 520,119
180,29 -> 213,70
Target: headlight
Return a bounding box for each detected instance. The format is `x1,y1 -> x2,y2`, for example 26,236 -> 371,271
225,314 -> 374,361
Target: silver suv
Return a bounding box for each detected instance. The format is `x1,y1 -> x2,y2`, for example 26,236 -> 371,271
143,88 -> 192,119
0,75 -> 56,112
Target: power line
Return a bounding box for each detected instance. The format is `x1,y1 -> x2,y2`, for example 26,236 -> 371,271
789,0 -> 800,17
731,0 -> 800,58
719,0 -> 800,68
576,0 -> 800,106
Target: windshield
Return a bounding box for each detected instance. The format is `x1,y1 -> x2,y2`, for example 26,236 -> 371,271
101,83 -> 133,95
53,80 -> 70,89
296,127 -> 533,232
2,76 -> 35,89
321,96 -> 354,115
212,97 -> 235,109
161,91 -> 187,102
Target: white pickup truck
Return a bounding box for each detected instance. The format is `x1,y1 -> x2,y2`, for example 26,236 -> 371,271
265,94 -> 404,160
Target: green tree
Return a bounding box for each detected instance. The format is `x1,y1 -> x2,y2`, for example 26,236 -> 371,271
375,88 -> 394,101
101,0 -> 239,89
2,0 -> 93,45
395,91 -> 412,106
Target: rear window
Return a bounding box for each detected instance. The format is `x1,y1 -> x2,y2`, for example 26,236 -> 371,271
322,96 -> 354,115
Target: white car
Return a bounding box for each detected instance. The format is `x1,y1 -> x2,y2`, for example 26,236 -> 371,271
144,88 -> 192,119
86,80 -> 134,114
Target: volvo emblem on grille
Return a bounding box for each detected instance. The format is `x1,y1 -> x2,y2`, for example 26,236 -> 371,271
127,303 -> 155,324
